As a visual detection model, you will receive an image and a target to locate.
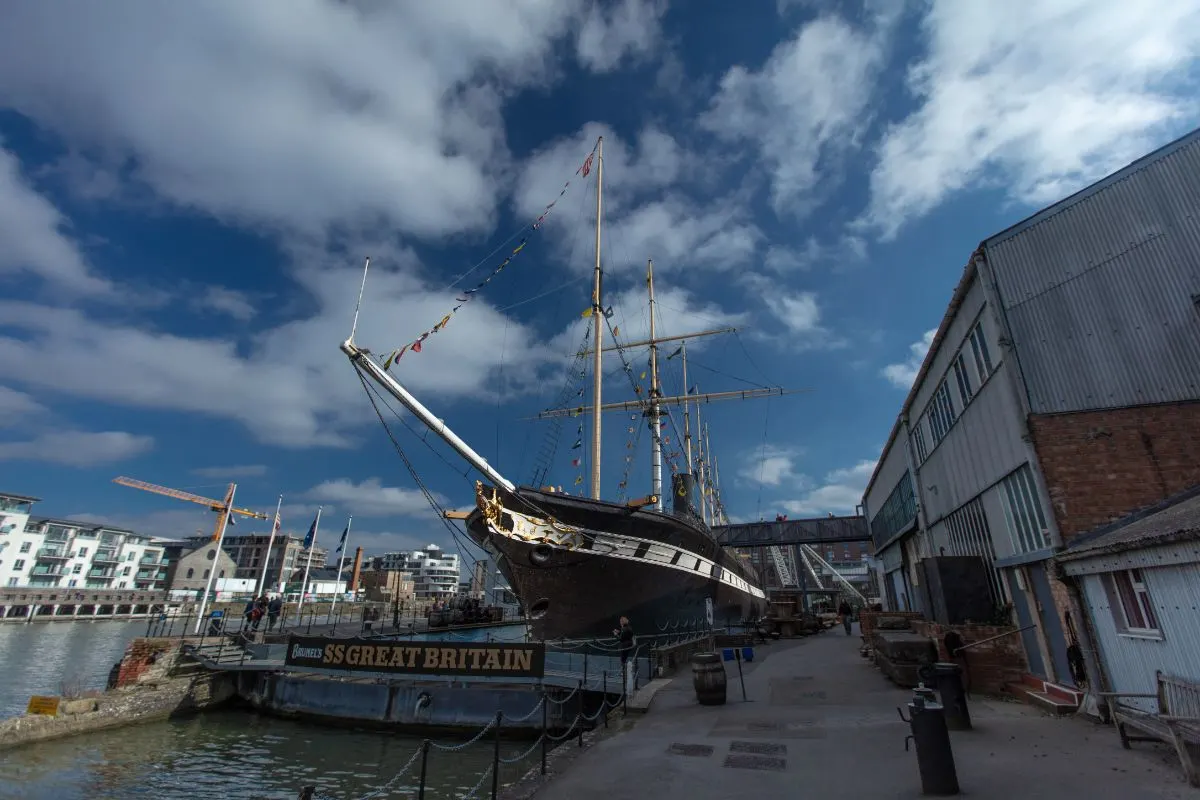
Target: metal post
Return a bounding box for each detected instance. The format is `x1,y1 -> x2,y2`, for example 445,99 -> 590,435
735,647 -> 747,701
418,739 -> 431,800
602,671 -> 609,727
583,652 -> 588,690
540,691 -> 548,775
491,711 -> 502,800
307,609 -> 314,635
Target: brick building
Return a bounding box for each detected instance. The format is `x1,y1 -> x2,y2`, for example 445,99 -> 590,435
862,127 -> 1200,705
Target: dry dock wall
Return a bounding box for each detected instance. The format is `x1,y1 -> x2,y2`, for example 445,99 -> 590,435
242,672 -> 578,734
0,638 -> 236,751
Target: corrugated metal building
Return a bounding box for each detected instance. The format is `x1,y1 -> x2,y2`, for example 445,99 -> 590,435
863,126 -> 1200,702
1057,488 -> 1200,708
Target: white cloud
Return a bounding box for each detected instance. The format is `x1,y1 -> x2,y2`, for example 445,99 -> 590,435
0,250 -> 558,448
193,286 -> 256,322
576,0 -> 667,73
0,386 -> 46,423
191,464 -> 269,479
861,0 -> 1200,239
514,124 -> 763,277
305,477 -> 445,518
881,329 -> 936,389
781,459 -> 875,516
0,147 -> 111,295
740,445 -> 805,488
701,13 -> 894,217
0,2 -> 657,241
0,430 -> 153,466
67,508 -> 218,539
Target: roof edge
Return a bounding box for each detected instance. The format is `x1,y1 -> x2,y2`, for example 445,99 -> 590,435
1057,483 -> 1200,561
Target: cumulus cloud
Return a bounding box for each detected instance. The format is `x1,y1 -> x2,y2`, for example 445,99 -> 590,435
881,329 -> 936,389
781,459 -> 875,517
192,286 -> 256,322
305,477 -> 445,519
0,386 -> 46,423
0,430 -> 153,466
0,2 -> 664,241
739,445 -> 805,488
576,0 -> 668,73
701,12 -> 896,217
0,147 -> 112,295
861,0 -> 1200,238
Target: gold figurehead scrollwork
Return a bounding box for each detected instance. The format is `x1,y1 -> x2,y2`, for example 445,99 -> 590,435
474,481 -> 586,550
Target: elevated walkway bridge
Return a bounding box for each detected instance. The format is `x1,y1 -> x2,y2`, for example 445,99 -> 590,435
712,514 -> 870,547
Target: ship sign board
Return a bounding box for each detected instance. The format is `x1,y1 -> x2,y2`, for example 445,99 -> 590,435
284,636 -> 545,679
26,695 -> 60,716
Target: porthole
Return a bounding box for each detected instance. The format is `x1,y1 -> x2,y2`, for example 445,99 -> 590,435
528,598 -> 550,619
529,544 -> 553,566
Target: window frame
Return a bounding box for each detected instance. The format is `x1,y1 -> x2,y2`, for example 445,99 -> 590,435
1109,568 -> 1160,637
968,322 -> 995,384
952,352 -> 974,407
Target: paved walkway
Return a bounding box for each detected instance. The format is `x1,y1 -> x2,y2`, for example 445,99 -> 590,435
535,626 -> 1194,799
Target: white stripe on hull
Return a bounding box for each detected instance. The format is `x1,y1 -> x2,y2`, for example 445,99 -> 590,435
476,486 -> 766,601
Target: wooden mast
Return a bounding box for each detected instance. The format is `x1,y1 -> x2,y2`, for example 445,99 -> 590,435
590,137 -> 604,500
647,259 -> 663,511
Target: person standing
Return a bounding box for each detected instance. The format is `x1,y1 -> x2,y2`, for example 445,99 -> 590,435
838,600 -> 854,636
267,595 -> 283,631
614,616 -> 634,693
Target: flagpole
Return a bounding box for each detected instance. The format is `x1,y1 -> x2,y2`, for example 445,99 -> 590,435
257,495 -> 283,597
296,507 -> 321,620
195,483 -> 237,634
329,515 -> 352,622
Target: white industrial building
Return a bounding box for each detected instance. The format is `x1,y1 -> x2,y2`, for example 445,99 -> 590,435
0,492 -> 169,591
863,127 -> 1200,704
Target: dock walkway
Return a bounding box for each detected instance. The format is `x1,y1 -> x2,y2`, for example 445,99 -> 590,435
534,626 -> 1193,799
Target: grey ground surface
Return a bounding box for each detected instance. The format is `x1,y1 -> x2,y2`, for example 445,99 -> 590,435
532,625 -> 1195,799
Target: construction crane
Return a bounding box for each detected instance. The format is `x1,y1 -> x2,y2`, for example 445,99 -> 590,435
113,476 -> 269,541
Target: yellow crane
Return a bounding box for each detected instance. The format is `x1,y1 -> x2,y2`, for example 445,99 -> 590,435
112,476 -> 269,541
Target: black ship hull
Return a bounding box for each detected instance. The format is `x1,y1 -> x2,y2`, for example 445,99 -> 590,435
465,484 -> 766,641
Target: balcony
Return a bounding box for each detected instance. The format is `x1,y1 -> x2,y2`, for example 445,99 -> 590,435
36,548 -> 71,561
31,566 -> 67,577
92,551 -> 121,565
87,570 -> 115,580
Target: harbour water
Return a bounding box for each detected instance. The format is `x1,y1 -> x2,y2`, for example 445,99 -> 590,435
0,619 -> 151,719
0,709 -> 540,799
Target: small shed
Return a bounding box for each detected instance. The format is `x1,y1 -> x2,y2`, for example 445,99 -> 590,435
1057,486 -> 1200,712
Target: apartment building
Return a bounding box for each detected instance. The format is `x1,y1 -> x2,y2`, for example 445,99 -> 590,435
0,493 -> 169,590
369,544 -> 460,599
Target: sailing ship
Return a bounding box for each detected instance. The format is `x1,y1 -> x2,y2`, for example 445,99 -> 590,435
341,137 -> 796,641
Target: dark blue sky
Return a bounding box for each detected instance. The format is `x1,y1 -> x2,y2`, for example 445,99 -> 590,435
1,0 -> 1197,557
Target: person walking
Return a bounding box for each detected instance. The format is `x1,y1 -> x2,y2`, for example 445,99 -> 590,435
838,599 -> 854,636
267,595 -> 283,631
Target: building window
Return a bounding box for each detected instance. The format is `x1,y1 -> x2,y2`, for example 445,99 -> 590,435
13,559 -> 24,570
78,547 -> 88,556
944,497 -> 1006,605
967,322 -> 994,383
122,566 -> 131,576
911,420 -> 930,462
19,541 -> 31,553
68,579 -> 77,587
203,569 -> 210,579
73,564 -> 82,574
952,353 -> 974,407
186,568 -> 195,579
870,471 -> 918,548
999,464 -> 1051,554
927,381 -> 957,443
1105,569 -> 1160,635
7,578 -> 17,586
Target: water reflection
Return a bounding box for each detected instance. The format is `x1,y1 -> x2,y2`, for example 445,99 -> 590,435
0,710 -> 540,800
0,620 -> 151,719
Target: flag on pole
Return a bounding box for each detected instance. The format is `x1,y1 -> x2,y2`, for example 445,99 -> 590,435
272,511 -> 282,534
227,513 -> 237,527
303,513 -> 319,548
335,524 -> 349,554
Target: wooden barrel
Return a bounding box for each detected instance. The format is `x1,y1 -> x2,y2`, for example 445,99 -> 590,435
691,652 -> 727,706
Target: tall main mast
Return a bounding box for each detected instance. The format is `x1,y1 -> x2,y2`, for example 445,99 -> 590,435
646,259 -> 663,511
590,137 -> 604,500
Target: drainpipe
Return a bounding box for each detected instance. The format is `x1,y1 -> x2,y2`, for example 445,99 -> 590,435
899,415 -> 932,611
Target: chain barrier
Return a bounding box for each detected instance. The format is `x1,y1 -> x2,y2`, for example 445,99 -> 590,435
499,734 -> 546,765
348,744 -> 425,800
430,714 -> 499,752
507,696 -> 545,723
545,684 -> 582,705
460,763 -> 495,800
545,713 -> 583,743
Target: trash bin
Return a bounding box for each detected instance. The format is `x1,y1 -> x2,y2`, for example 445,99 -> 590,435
931,662 -> 971,731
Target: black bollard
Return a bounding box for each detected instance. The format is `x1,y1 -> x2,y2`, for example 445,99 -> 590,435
933,662 -> 971,731
899,690 -> 960,796
417,739 -> 431,800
